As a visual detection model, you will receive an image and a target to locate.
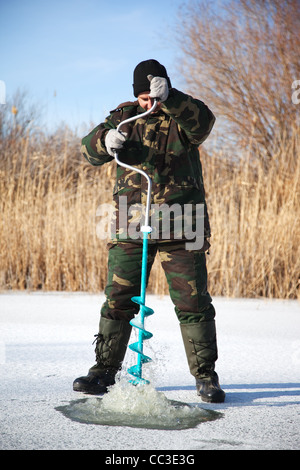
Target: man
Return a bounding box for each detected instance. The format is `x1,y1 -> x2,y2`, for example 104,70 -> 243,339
73,59 -> 225,403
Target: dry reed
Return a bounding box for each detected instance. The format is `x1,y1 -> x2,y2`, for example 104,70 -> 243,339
0,125 -> 299,299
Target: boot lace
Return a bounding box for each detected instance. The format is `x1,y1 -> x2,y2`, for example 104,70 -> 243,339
93,333 -> 116,368
189,337 -> 217,376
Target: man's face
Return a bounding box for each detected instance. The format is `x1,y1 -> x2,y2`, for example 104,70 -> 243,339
137,92 -> 162,112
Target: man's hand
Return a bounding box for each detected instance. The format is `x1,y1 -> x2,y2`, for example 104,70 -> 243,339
147,75 -> 169,102
105,129 -> 126,156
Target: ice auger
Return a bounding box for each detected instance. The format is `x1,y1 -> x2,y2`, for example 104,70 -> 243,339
113,99 -> 158,385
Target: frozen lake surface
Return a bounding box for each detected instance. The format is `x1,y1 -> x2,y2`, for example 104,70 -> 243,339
0,292 -> 299,450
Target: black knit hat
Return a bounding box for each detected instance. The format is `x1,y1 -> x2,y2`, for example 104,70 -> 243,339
133,59 -> 172,97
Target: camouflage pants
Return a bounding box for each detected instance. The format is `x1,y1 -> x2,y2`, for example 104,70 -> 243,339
100,241 -> 215,325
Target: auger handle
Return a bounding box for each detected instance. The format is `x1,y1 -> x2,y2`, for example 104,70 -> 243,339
113,99 -> 157,229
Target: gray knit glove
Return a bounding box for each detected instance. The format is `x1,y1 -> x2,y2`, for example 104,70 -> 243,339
147,74 -> 169,102
105,129 -> 126,156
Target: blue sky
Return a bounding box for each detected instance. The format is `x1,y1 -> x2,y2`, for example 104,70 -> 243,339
0,0 -> 186,132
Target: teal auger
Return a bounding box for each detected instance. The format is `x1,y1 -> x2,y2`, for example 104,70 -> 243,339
113,99 -> 157,385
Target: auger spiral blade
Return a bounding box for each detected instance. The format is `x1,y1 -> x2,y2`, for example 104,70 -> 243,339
127,295 -> 154,385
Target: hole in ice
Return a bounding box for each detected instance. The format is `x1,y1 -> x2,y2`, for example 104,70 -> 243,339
56,382 -> 222,430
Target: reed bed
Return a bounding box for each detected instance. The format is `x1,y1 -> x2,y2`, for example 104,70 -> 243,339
0,126 -> 299,299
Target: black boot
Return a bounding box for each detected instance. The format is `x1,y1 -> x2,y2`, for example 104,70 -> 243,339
73,317 -> 132,395
73,369 -> 117,394
196,368 -> 225,403
180,320 -> 225,403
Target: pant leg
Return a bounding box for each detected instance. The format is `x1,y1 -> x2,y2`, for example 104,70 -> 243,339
158,241 -> 218,375
158,241 -> 215,324
100,241 -> 157,322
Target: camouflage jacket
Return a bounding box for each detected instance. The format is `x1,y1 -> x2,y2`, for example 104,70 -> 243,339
81,88 -> 215,246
